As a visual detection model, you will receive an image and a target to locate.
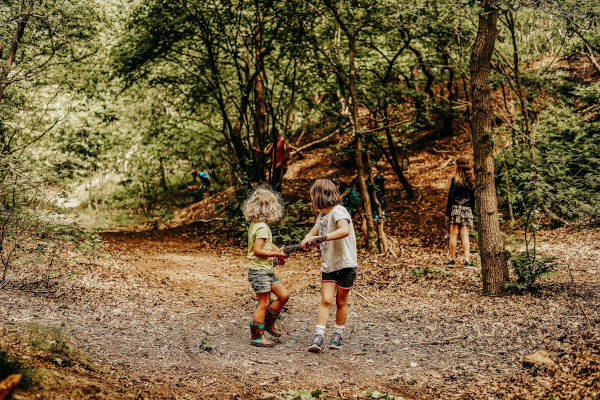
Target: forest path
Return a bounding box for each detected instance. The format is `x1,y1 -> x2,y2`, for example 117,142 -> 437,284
2,227 -> 599,399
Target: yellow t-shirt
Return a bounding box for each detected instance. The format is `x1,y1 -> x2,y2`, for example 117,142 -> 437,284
247,222 -> 273,272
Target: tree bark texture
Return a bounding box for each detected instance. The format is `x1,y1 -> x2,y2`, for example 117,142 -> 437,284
469,0 -> 508,296
0,0 -> 34,104
349,37 -> 377,252
383,105 -> 414,198
254,1 -> 268,183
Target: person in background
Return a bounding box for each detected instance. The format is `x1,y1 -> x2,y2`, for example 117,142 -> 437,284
338,181 -> 359,218
271,130 -> 290,192
198,171 -> 211,193
370,165 -> 386,222
445,156 -> 476,269
252,128 -> 290,192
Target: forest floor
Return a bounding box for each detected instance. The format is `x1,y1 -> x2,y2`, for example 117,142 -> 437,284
1,133 -> 599,399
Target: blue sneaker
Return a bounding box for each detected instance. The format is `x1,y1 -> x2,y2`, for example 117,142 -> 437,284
308,334 -> 324,353
329,333 -> 343,350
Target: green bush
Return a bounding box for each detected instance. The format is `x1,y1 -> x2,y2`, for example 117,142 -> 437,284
0,350 -> 36,389
505,250 -> 559,291
496,95 -> 600,224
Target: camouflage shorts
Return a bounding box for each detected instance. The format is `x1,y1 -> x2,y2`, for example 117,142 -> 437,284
248,269 -> 281,293
450,205 -> 473,228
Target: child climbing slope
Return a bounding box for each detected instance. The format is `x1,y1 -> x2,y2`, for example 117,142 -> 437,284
242,187 -> 290,347
302,179 -> 358,352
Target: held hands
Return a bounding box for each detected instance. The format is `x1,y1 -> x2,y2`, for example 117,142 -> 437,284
274,251 -> 289,266
301,235 -> 326,249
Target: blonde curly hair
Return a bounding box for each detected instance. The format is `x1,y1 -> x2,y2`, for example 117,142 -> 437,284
242,187 -> 284,223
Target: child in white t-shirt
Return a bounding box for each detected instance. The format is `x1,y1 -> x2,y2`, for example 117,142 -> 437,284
301,179 -> 358,352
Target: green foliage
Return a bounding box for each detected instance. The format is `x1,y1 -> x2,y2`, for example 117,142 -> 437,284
505,250 -> 559,291
0,350 -> 36,389
199,339 -> 215,352
360,390 -> 405,400
27,323 -> 92,369
29,324 -> 73,356
496,101 -> 600,223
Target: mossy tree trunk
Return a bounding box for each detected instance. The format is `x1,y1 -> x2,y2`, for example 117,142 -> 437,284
469,0 -> 508,296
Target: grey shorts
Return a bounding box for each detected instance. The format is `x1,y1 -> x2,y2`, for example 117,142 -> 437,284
248,269 -> 281,293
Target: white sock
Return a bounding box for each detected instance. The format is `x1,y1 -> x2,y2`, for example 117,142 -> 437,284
334,324 -> 345,335
315,325 -> 326,336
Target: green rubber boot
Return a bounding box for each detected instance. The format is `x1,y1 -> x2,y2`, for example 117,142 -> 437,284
264,308 -> 282,337
249,322 -> 275,347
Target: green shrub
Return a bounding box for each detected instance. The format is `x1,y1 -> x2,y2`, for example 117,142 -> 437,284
0,350 -> 36,389
360,391 -> 405,400
495,100 -> 600,224
199,339 -> 215,352
505,250 -> 559,291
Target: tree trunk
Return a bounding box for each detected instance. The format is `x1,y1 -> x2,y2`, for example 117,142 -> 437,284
366,149 -> 386,253
159,158 -> 168,192
0,0 -> 34,104
506,11 -> 532,137
504,163 -> 515,225
469,0 -> 508,296
383,105 -> 414,198
254,0 -> 268,183
349,37 -> 376,252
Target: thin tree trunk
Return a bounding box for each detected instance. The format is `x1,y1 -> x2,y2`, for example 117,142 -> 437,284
254,1 -> 268,183
469,0 -> 508,296
506,11 -> 532,137
88,174 -> 94,210
0,0 -> 34,104
382,105 -> 414,198
159,158 -> 168,192
349,37 -> 376,252
366,149 -> 386,253
503,161 -> 514,225
584,43 -> 600,75
138,178 -> 148,215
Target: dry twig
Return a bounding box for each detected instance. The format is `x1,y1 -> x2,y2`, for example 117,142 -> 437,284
410,335 -> 464,345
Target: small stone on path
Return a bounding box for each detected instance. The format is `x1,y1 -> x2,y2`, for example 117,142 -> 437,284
522,350 -> 555,369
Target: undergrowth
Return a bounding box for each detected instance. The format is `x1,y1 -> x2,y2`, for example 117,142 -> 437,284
0,350 -> 36,389
506,250 -> 558,291
27,323 -> 91,368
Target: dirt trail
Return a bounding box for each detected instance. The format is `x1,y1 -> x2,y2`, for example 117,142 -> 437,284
2,225 -> 599,399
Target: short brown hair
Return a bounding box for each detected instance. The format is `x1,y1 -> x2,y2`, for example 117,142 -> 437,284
310,179 -> 341,211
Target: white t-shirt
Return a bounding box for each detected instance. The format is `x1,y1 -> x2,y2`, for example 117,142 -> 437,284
316,205 -> 358,273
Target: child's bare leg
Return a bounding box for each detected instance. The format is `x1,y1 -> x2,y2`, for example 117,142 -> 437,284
449,223 -> 459,260
253,292 -> 270,324
316,282 -> 336,326
269,283 -> 290,312
460,225 -> 471,261
334,288 -> 350,326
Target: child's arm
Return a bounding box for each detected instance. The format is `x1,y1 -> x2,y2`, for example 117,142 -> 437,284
254,238 -> 288,259
301,224 -> 320,249
325,218 -> 350,241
